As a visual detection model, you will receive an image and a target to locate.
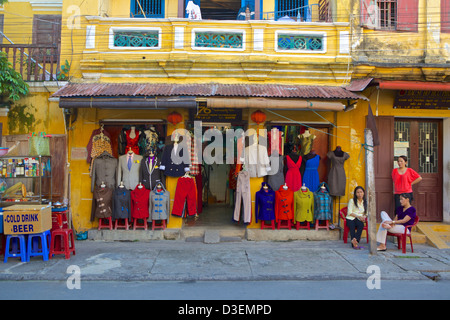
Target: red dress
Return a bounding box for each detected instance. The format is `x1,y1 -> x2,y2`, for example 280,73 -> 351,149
126,129 -> 140,155
285,155 -> 302,192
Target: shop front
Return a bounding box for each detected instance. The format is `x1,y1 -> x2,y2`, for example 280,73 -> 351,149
53,82 -> 367,239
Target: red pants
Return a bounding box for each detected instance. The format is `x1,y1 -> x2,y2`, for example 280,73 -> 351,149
172,177 -> 197,217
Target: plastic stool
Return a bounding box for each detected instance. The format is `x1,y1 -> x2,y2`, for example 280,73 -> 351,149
152,220 -> 166,230
260,220 -> 275,230
98,217 -> 113,230
133,219 -> 148,230
4,234 -> 28,263
315,220 -> 329,231
296,221 -> 311,230
277,219 -> 291,230
114,218 -> 129,230
27,230 -> 51,261
50,228 -> 76,259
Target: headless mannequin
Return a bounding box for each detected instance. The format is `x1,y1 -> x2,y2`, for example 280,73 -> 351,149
288,151 -> 300,163
334,146 -> 344,157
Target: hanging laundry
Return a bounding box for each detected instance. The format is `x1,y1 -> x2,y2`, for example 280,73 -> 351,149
186,1 -> 202,20
233,170 -> 251,223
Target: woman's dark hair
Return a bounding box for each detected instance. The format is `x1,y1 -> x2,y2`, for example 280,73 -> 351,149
353,186 -> 367,212
398,155 -> 408,163
400,193 -> 412,200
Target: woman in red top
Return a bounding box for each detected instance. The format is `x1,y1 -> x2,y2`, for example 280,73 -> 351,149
392,156 -> 422,210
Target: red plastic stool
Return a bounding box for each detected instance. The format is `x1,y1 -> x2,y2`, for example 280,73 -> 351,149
0,234 -> 6,256
277,219 -> 291,230
296,221 -> 311,230
315,220 -> 329,231
114,218 -> 129,230
260,220 -> 275,230
152,220 -> 166,230
49,228 -> 76,259
98,217 -> 113,230
133,219 -> 147,230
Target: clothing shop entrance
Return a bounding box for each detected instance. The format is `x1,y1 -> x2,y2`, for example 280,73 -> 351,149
184,121 -> 247,228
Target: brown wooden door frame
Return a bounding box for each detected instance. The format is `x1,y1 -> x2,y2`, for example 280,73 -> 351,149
396,119 -> 443,221
372,116 -> 443,222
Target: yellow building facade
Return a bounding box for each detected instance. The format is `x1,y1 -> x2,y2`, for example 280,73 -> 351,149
1,0 -> 449,237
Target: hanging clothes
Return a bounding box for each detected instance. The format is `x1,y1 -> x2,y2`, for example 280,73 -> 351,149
160,142 -> 191,177
149,184 -> 170,223
186,0 -> 202,20
302,153 -> 320,192
143,128 -> 159,155
313,183 -> 332,221
117,152 -> 143,190
139,154 -> 165,190
267,152 -> 284,192
293,187 -> 314,224
233,170 -> 251,223
90,151 -> 117,192
125,128 -> 141,155
285,154 -> 302,192
243,141 -> 271,178
90,186 -> 113,221
86,127 -> 112,164
130,185 -> 150,220
327,150 -> 350,197
275,185 -> 294,223
172,176 -> 197,217
113,187 -> 131,220
255,182 -> 276,223
299,131 -> 316,156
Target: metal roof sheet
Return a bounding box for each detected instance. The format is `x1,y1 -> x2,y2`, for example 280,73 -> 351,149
52,83 -> 367,100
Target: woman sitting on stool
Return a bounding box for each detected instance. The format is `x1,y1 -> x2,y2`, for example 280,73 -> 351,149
346,186 -> 367,249
376,193 -> 417,251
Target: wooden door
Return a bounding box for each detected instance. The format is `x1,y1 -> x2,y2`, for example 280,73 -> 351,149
394,120 -> 443,221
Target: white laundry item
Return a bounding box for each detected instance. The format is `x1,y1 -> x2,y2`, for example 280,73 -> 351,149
186,0 -> 202,20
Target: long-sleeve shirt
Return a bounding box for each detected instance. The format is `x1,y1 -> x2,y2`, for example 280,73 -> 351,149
346,199 -> 366,221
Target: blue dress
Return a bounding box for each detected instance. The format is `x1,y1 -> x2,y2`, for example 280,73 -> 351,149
302,154 -> 320,192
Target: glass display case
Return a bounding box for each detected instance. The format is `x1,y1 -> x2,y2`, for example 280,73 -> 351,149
0,156 -> 52,206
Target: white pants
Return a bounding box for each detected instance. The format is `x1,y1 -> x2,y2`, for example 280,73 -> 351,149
376,211 -> 409,244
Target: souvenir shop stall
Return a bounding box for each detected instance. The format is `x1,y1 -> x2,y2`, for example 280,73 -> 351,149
232,124 -> 350,231
88,118 -> 202,231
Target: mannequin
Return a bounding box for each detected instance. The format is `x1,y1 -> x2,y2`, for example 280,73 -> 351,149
299,129 -> 316,156
334,146 -> 344,157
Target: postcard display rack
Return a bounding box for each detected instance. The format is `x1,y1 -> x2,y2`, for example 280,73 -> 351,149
0,156 -> 52,207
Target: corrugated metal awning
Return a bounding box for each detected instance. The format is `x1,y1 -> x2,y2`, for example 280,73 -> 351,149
52,83 -> 368,100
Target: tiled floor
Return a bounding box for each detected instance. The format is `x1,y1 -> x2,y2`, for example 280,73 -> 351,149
185,204 -> 245,228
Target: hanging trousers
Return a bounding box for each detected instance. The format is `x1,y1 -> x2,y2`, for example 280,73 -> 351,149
172,177 -> 197,217
233,171 -> 251,223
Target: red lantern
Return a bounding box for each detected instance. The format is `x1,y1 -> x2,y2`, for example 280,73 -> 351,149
251,110 -> 266,125
167,111 -> 182,125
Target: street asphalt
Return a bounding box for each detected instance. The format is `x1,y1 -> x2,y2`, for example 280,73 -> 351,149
1,238 -> 450,283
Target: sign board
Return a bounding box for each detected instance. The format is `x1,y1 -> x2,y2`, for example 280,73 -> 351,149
2,205 -> 52,234
394,90 -> 450,110
190,102 -> 242,122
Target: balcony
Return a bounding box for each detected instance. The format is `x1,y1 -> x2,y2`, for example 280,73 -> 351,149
81,15 -> 350,85
0,44 -> 60,82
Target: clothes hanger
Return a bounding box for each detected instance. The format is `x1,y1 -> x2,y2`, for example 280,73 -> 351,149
282,183 -> 288,190
119,181 -> 125,188
301,183 -> 307,192
100,181 -> 106,188
137,182 -> 144,189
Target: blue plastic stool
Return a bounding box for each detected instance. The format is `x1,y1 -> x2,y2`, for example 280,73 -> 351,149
27,230 -> 51,261
4,234 -> 28,263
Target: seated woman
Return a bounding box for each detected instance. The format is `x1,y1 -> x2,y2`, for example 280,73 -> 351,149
376,193 -> 417,251
346,186 -> 367,249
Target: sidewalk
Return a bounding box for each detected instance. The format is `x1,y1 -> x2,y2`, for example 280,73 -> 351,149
1,239 -> 450,282
0,240 -> 450,281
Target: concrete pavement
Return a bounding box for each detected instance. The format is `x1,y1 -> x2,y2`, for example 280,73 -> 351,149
1,238 -> 450,282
